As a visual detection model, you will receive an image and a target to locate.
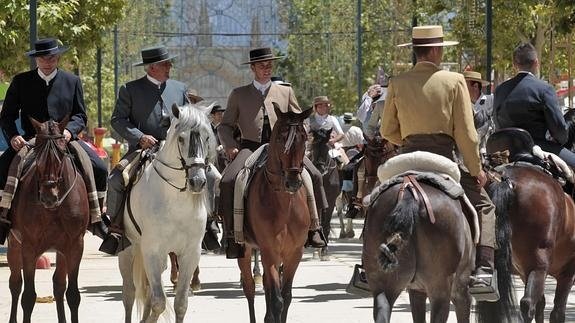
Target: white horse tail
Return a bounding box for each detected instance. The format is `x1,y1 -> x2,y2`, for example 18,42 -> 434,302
132,246 -> 148,319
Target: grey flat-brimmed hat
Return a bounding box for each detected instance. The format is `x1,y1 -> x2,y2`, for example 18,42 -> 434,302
242,47 -> 284,65
26,38 -> 68,57
133,45 -> 178,66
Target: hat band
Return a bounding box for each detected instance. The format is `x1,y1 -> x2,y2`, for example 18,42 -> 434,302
142,53 -> 169,64
35,46 -> 60,53
412,37 -> 444,45
250,54 -> 274,61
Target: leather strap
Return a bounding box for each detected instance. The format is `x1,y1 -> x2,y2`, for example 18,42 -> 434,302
406,175 -> 436,224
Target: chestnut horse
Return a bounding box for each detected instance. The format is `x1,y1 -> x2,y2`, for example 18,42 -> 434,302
238,106 -> 312,323
7,118 -> 90,323
309,128 -> 341,260
488,164 -> 575,323
363,155 -> 515,323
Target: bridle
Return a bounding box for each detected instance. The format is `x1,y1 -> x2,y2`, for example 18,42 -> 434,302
265,121 -> 305,189
35,133 -> 78,208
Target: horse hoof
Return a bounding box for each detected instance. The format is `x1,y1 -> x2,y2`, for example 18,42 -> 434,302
347,230 -> 355,238
312,250 -> 320,260
254,274 -> 263,285
190,281 -> 201,292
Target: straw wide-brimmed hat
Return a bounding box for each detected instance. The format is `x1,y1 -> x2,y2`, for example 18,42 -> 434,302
186,88 -> 204,102
463,71 -> 490,86
243,47 -> 284,64
343,112 -> 356,122
133,45 -> 178,66
313,96 -> 330,107
398,25 -> 459,47
26,38 -> 68,57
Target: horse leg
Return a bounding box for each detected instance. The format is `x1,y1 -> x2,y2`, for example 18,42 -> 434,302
535,295 -> 545,323
64,243 -> 84,323
20,248 -> 39,323
260,250 -> 282,323
374,289 -> 401,323
173,252 -> 197,323
451,281 -> 472,323
191,266 -> 201,292
7,236 -> 23,323
549,270 -> 575,323
119,247 -> 135,323
169,252 -> 179,285
279,251 -> 303,323
427,280 -> 452,323
336,193 -> 346,239
141,253 -> 168,323
238,247 -> 256,323
520,269 -> 547,323
53,252 -> 68,323
408,289 -> 427,323
253,249 -> 262,285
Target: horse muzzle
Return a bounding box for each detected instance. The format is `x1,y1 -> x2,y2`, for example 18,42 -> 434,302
284,170 -> 303,193
188,175 -> 206,193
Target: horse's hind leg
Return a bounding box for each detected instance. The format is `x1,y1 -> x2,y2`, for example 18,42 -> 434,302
238,247 -> 256,323
373,289 -> 401,323
408,289 -> 427,323
520,269 -> 547,323
53,252 -> 68,323
549,269 -> 575,323
65,241 -> 84,323
7,236 -> 23,323
119,247 -> 135,323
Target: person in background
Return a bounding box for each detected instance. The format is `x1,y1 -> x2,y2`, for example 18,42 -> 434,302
308,96 -> 344,146
463,70 -> 493,152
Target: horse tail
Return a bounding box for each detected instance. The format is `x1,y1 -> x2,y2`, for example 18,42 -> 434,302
132,247 -> 149,318
476,177 -> 518,323
377,188 -> 418,271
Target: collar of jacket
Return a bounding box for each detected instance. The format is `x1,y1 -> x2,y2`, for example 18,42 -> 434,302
413,61 -> 441,72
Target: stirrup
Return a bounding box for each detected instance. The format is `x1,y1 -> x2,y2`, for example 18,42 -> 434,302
346,264 -> 371,297
470,267 -> 500,302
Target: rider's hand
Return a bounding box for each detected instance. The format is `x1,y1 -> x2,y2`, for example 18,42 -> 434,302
476,169 -> 488,188
139,134 -> 158,149
10,135 -> 26,151
226,147 -> 239,161
63,129 -> 72,142
367,84 -> 382,98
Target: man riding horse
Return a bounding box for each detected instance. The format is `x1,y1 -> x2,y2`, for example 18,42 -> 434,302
0,38 -> 108,244
218,47 -> 327,259
380,25 -> 497,296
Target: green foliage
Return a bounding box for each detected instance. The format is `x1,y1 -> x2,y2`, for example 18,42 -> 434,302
0,82 -> 8,99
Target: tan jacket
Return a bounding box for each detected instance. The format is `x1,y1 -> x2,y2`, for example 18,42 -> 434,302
219,82 -> 302,149
380,62 -> 481,176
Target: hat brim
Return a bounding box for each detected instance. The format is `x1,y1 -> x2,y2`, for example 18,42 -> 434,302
133,54 -> 178,67
188,94 -> 204,102
397,40 -> 459,47
465,77 -> 490,86
26,46 -> 69,57
242,56 -> 284,65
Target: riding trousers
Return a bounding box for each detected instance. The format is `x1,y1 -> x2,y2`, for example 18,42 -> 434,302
400,134 -> 496,248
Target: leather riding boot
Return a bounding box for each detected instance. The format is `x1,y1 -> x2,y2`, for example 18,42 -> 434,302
202,218 -> 221,251
306,215 -> 327,248
0,208 -> 10,245
470,245 -> 499,302
99,194 -> 130,255
222,196 -> 244,259
88,197 -> 109,240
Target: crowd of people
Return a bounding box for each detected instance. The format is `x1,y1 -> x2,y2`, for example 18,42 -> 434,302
0,23 -> 570,306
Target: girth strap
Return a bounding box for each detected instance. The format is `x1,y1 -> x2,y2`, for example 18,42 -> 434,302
397,175 -> 436,224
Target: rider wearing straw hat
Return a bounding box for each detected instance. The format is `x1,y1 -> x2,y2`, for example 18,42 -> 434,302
463,70 -> 494,152
380,25 -> 498,300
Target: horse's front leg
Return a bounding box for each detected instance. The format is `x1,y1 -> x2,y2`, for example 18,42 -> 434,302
53,252 -> 68,323
279,249 -> 303,323
64,240 -> 84,323
20,246 -> 40,323
238,247 -> 255,323
261,250 -> 283,323
141,253 -> 167,323
7,236 -> 23,323
118,246 -> 136,323
172,250 -> 199,323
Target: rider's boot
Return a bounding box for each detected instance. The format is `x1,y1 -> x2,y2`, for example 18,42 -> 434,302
221,194 -> 244,259
0,207 -> 10,245
470,245 -> 499,302
99,189 -> 131,255
306,210 -> 327,248
88,197 -> 108,240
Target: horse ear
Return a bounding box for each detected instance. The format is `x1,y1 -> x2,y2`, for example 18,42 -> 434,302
29,117 -> 42,132
301,107 -> 313,120
58,115 -> 70,134
172,103 -> 180,119
272,102 -> 282,118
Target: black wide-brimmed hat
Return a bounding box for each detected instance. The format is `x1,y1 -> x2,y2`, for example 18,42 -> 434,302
242,47 -> 284,65
211,105 -> 226,114
133,45 -> 178,66
26,38 -> 68,57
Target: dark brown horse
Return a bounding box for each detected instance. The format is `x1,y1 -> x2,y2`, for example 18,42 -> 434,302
238,106 -> 312,323
309,128 -> 341,260
488,164 -> 575,323
363,160 -> 515,322
7,118 -> 89,323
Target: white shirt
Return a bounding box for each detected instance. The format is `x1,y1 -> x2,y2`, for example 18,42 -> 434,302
309,114 -> 344,135
146,74 -> 162,89
37,68 -> 58,86
356,88 -> 387,124
253,80 -> 271,95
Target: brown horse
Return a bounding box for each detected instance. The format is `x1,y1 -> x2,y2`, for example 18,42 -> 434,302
488,164 -> 575,323
238,106 -> 312,323
363,158 -> 515,323
7,118 -> 89,323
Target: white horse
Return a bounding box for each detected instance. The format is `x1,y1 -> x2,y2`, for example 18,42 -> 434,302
118,102 -> 216,323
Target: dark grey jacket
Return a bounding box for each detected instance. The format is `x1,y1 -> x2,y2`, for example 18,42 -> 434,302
111,76 -> 187,153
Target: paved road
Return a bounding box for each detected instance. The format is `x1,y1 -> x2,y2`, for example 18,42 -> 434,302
1,219 -> 574,323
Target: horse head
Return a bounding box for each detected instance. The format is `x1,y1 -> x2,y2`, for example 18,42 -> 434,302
30,116 -> 70,209
310,127 -> 333,174
163,103 -> 217,193
363,133 -> 396,176
270,103 -> 313,193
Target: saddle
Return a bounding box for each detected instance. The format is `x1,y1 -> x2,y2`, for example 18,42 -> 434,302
486,128 -> 574,185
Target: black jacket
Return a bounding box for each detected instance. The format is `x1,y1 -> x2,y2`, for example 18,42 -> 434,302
0,69 -> 87,142
493,72 -> 568,146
